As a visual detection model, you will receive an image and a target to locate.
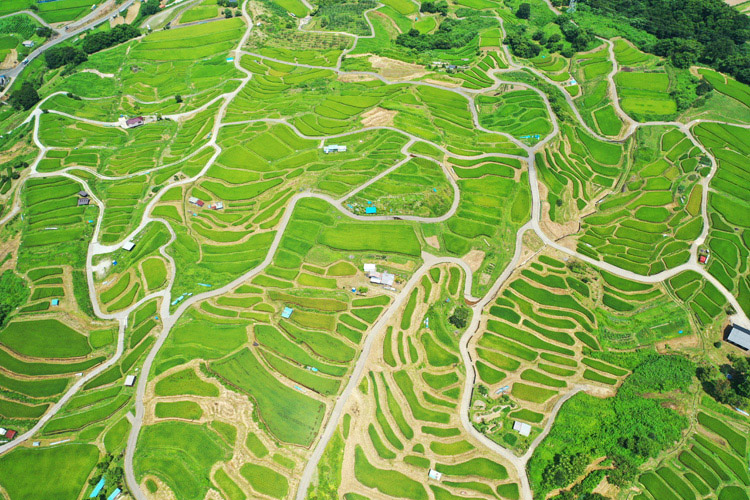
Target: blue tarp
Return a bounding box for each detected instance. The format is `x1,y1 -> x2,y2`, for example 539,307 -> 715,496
107,488 -> 121,500
281,307 -> 293,318
365,207 -> 377,214
51,299 -> 59,306
90,477 -> 106,498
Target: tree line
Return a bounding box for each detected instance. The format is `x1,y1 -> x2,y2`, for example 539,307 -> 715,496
581,0 -> 750,83
396,15 -> 494,51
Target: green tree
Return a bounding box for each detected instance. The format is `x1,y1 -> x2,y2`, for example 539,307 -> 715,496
516,2 -> 530,19
9,82 -> 40,110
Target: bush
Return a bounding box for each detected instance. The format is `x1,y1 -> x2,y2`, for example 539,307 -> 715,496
140,0 -> 161,17
82,24 -> 140,54
36,27 -> 53,38
420,1 -> 448,15
45,45 -> 87,69
9,82 -> 39,110
516,3 -> 530,19
448,305 -> 470,329
396,16 -> 495,51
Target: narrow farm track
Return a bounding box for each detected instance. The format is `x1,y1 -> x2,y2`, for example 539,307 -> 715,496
1,3 -> 749,500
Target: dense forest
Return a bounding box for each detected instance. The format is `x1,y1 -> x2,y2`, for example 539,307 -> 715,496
580,0 -> 750,83
528,354 -> 694,498
698,353 -> 750,408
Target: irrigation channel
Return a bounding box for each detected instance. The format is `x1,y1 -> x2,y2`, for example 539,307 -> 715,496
0,2 -> 748,500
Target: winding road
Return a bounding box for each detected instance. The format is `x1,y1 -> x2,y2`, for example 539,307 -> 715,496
0,3 -> 749,500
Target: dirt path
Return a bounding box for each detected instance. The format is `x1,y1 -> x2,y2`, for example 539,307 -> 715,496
1,4 -> 749,500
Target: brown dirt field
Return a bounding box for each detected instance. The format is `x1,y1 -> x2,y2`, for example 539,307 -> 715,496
593,477 -> 620,498
337,73 -> 376,83
0,49 -> 17,70
423,77 -> 462,88
361,107 -> 396,128
0,137 -> 33,166
464,249 -> 485,273
424,235 -> 440,250
583,384 -> 617,399
540,218 -> 579,242
0,235 -> 20,273
124,2 -> 140,24
369,55 -> 427,80
655,333 -> 700,352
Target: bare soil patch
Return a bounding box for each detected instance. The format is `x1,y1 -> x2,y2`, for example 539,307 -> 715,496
0,49 -> 17,70
424,235 -> 440,250
423,77 -> 462,88
464,249 -> 485,273
337,73 -> 376,83
361,107 -> 396,128
369,55 -> 427,80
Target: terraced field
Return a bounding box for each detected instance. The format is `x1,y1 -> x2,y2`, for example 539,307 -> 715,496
0,2 -> 748,500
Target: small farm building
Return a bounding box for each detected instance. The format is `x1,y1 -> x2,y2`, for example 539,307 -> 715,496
0,428 -> 5,436
282,307 -> 294,319
727,324 -> 750,350
428,469 -> 443,481
123,241 -> 135,251
126,116 -> 145,128
90,477 -> 106,498
363,263 -> 377,274
78,191 -> 88,197
51,299 -> 59,306
78,197 -> 90,206
368,271 -> 395,286
124,375 -> 136,387
699,255 -> 707,264
323,145 -> 347,154
22,40 -> 34,48
513,421 -> 531,437
4,429 -> 16,440
107,488 -> 122,500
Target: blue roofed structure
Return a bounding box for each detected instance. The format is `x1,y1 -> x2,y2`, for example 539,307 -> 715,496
107,488 -> 121,500
90,477 -> 105,498
282,307 -> 293,319
365,207 -> 377,214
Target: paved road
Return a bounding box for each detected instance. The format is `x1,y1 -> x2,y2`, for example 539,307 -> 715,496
0,0 -> 136,98
1,3 -> 749,500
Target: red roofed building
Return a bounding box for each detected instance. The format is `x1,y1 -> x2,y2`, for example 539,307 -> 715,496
126,116 -> 145,128
196,199 -> 205,207
5,429 -> 17,440
699,254 -> 708,264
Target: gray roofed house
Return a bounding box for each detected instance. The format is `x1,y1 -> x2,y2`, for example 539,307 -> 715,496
727,324 -> 750,350
77,197 -> 90,206
78,191 -> 88,197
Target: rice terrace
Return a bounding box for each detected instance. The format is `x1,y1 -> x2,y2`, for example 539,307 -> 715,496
1,0 -> 750,499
